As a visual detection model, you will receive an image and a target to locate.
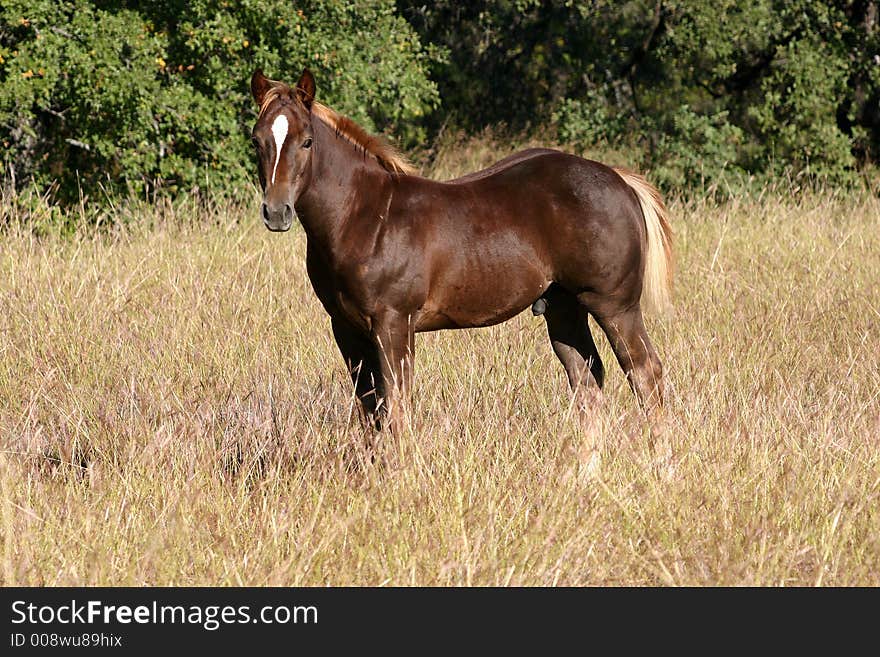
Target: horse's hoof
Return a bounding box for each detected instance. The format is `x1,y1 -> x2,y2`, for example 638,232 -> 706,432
531,298 -> 548,315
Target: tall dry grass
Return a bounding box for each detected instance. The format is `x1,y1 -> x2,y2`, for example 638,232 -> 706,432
1,152 -> 879,586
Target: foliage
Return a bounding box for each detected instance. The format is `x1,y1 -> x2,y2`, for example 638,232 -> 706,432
647,106 -> 745,191
552,91 -> 627,149
2,1 -> 880,205
653,0 -> 868,186
0,0 -> 439,201
400,0 -> 880,190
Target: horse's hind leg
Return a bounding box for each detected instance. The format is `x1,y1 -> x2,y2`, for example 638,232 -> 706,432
543,287 -> 605,408
591,305 -> 663,416
544,287 -> 606,475
591,304 -> 672,474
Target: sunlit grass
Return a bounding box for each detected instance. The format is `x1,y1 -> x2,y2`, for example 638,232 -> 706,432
1,159 -> 878,586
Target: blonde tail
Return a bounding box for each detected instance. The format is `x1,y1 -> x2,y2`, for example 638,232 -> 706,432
612,167 -> 674,314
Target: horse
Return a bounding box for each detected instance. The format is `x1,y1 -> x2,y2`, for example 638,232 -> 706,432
249,68 -> 673,436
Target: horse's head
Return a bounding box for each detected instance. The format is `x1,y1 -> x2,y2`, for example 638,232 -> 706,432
250,69 -> 316,232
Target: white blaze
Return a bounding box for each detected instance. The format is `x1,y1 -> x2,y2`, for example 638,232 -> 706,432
270,114 -> 289,185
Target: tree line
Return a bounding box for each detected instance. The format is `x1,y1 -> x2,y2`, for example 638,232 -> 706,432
2,1 -> 878,204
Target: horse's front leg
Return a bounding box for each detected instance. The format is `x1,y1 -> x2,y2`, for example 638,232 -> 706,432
371,309 -> 415,435
331,316 -> 383,429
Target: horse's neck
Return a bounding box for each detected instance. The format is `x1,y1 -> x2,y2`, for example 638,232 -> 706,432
295,119 -> 390,258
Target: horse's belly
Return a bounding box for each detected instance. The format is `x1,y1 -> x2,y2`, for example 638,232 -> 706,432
416,261 -> 549,331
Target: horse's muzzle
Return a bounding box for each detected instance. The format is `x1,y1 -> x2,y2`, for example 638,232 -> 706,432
261,201 -> 294,232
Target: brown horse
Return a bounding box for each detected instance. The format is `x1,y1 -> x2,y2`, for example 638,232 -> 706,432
249,68 -> 673,433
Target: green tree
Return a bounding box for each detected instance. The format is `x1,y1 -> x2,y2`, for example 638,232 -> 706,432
400,0 -> 880,189
1,0 -> 439,203
652,0 -> 863,184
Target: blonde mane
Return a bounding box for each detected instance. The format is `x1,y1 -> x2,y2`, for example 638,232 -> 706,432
258,82 -> 416,176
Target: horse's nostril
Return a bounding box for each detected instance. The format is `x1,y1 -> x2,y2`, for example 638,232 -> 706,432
284,203 -> 293,222
261,203 -> 270,222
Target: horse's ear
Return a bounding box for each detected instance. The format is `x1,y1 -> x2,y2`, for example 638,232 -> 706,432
295,68 -> 316,110
251,69 -> 271,106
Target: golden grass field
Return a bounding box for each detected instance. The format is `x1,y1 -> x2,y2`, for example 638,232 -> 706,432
1,147 -> 879,586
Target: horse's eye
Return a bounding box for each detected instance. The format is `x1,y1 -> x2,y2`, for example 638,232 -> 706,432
302,138 -> 313,149
251,136 -> 260,149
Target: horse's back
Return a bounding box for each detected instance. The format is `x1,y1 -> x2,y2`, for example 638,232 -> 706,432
398,150 -> 645,268
430,151 -> 643,243
430,150 -> 635,207
444,148 -> 560,184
